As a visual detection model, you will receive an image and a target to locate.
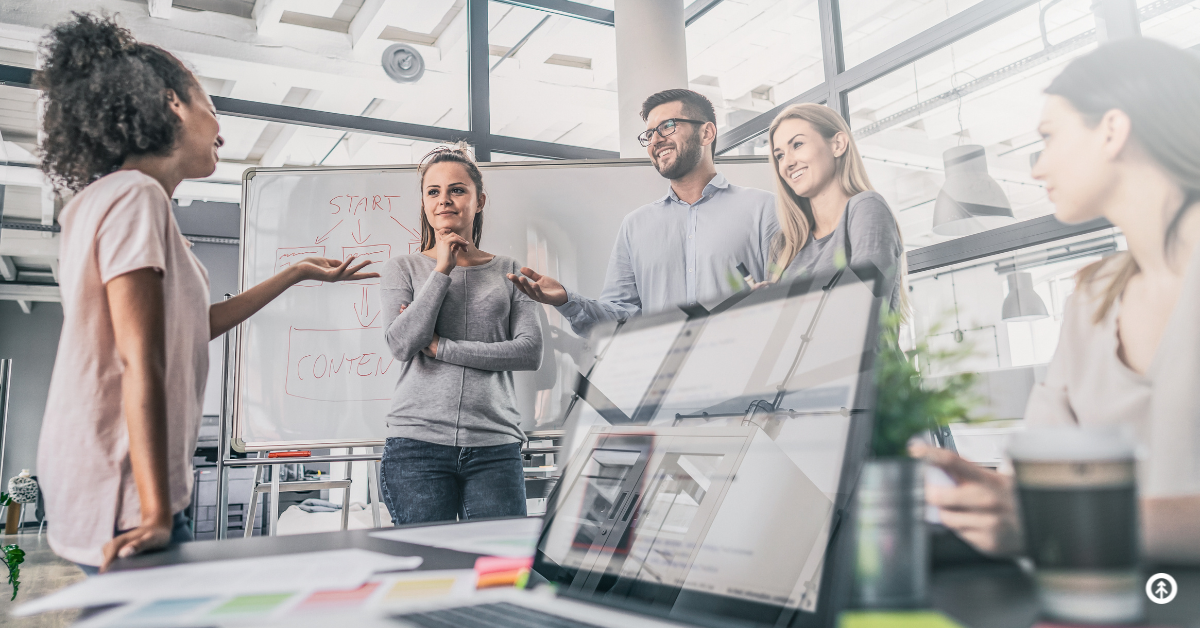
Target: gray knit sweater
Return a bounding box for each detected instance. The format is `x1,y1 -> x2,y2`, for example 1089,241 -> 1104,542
381,253 -> 543,446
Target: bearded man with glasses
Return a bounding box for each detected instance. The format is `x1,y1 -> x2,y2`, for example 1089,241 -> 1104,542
508,88 -> 778,335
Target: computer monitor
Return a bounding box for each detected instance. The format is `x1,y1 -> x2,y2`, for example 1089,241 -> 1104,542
533,265 -> 886,628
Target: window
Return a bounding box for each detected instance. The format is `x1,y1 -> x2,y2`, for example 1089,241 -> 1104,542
905,229 -> 1123,425
181,118 -> 468,203
846,0 -> 1099,249
1138,0 -> 1200,48
687,0 -> 825,136
487,1 -> 620,152
839,0 -> 986,70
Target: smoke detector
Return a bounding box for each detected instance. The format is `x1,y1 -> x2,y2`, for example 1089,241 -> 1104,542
382,44 -> 425,83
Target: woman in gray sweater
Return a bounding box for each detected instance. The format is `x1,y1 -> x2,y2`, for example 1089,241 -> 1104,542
767,103 -> 906,313
379,145 -> 542,525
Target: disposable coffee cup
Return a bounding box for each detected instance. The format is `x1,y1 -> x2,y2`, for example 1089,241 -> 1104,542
1008,427 -> 1142,624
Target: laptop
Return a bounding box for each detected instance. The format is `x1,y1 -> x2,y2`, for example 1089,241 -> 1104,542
391,264 -> 887,628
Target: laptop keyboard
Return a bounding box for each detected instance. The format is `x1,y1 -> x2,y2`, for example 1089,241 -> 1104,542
395,602 -> 608,628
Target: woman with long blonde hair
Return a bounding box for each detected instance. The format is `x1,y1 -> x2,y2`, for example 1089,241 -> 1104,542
768,103 -> 905,311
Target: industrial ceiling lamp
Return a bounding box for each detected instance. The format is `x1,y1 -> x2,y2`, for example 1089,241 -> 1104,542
382,44 -> 425,83
1001,272 -> 1049,322
932,145 -> 1016,236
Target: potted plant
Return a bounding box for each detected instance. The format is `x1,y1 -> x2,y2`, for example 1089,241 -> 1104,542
853,311 -> 979,608
0,493 -> 24,600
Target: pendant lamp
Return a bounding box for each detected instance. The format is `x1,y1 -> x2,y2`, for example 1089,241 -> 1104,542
932,145 -> 1016,236
1001,272 -> 1049,322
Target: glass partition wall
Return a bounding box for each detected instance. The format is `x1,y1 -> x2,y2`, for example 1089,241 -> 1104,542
0,0 -> 1161,449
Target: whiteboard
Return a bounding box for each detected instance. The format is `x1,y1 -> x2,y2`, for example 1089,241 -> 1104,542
233,157 -> 774,451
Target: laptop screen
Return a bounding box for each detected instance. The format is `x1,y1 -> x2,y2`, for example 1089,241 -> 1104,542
534,268 -> 884,628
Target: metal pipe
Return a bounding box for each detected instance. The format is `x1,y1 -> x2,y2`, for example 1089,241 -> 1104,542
221,453 -> 383,467
215,293 -> 233,539
0,359 -> 11,485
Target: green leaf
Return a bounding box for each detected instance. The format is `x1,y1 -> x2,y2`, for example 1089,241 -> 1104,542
0,493 -> 11,507
2,544 -> 24,600
871,308 -> 985,458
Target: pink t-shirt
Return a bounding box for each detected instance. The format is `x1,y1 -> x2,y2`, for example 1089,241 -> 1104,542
38,170 -> 210,566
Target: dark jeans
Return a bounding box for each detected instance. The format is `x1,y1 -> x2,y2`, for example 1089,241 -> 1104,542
380,437 -> 527,526
76,510 -> 194,575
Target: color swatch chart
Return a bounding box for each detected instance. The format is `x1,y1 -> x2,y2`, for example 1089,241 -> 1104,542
77,569 -> 478,628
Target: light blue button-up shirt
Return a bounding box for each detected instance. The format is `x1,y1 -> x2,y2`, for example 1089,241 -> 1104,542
556,173 -> 778,336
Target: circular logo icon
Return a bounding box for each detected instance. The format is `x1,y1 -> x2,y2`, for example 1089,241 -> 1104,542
1146,573 -> 1177,604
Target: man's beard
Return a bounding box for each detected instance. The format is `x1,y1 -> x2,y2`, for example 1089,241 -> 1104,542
653,134 -> 704,180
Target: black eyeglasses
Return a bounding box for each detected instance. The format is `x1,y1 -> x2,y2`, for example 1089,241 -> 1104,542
638,118 -> 707,147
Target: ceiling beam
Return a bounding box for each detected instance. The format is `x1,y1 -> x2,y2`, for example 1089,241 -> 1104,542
906,215 -> 1114,275
212,96 -> 474,144
0,283 -> 60,303
0,256 -> 15,281
491,0 -> 614,27
259,89 -> 324,167
16,300 -> 31,314
252,0 -> 288,32
148,0 -> 172,19
349,0 -> 391,50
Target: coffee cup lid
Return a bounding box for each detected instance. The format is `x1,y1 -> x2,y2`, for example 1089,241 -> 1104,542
1008,426 -> 1135,462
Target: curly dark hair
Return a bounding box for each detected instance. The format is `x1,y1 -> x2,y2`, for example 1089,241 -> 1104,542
35,13 -> 199,193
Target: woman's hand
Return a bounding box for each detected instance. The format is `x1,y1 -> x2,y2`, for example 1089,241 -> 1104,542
100,520 -> 173,572
434,229 -> 470,275
422,333 -> 440,358
292,256 -> 378,284
507,267 -> 568,306
911,442 -> 1024,556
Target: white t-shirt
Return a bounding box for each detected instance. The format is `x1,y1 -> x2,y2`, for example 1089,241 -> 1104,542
38,170 -> 210,566
1025,246 -> 1200,497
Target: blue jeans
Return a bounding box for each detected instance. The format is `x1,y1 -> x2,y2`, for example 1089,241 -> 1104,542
76,510 -> 193,575
380,437 -> 527,525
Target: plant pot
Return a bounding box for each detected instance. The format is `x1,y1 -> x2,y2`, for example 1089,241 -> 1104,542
853,457 -> 928,608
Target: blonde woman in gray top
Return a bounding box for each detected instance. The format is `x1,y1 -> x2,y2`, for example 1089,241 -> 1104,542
914,39 -> 1200,563
379,145 -> 543,525
767,103 -> 906,313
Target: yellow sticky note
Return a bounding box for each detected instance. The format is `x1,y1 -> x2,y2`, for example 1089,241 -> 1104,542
839,610 -> 966,628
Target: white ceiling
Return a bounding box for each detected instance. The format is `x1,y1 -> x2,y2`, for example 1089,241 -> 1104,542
1,0 -> 1197,286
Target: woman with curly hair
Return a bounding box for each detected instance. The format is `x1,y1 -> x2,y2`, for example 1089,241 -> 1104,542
34,13 -> 376,573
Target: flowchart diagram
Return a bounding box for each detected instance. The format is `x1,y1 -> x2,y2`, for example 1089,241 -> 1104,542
266,190 -> 422,405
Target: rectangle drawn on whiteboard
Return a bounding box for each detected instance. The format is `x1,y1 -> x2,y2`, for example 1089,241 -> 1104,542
285,327 -> 395,402
343,244 -> 391,285
276,246 -> 326,288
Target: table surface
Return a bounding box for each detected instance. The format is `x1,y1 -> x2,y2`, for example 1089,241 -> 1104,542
112,528 -> 1200,628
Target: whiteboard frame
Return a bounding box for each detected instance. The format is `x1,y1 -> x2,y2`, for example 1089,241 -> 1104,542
231,156 -> 770,452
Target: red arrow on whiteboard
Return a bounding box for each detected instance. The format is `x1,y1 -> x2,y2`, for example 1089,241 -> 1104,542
315,220 -> 342,245
350,219 -> 371,244
353,286 -> 379,328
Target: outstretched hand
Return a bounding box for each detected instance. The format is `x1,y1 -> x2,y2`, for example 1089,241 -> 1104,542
910,441 -> 1023,556
292,256 -> 379,284
506,267 -> 568,306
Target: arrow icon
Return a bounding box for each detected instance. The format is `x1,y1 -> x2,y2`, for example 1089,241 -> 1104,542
351,219 -> 371,244
353,286 -> 379,328
316,220 -> 342,245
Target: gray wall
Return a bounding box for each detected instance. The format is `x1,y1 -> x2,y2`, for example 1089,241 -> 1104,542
0,300 -> 63,485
